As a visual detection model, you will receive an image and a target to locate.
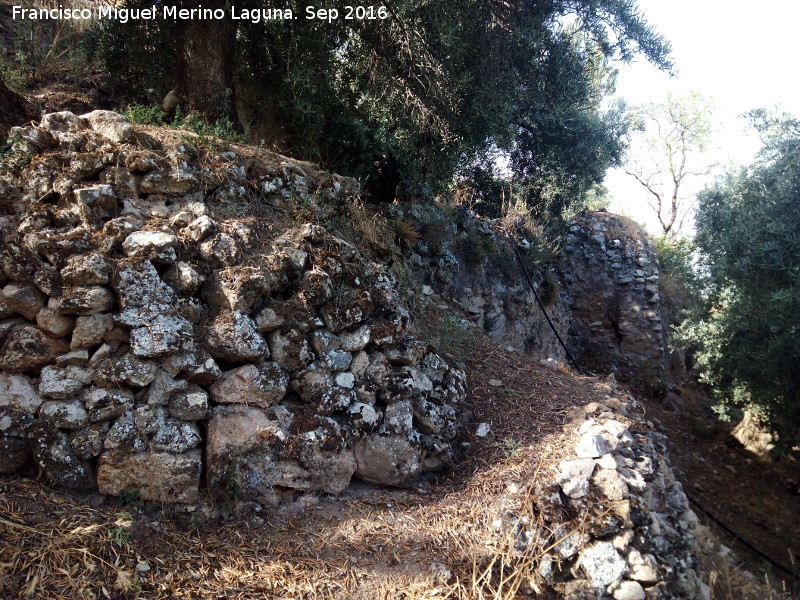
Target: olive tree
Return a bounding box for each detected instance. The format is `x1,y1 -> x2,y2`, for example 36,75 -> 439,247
681,111 -> 800,455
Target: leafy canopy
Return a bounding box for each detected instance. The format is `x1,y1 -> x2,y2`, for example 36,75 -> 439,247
85,0 -> 670,217
680,111 -> 800,454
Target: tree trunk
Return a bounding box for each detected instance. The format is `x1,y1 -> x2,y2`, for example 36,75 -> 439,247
0,75 -> 32,139
174,0 -> 238,122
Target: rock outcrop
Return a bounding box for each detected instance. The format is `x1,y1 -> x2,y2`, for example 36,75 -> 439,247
0,111 -> 467,504
565,212 -> 666,398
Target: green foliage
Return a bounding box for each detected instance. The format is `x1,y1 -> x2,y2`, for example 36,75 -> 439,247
653,235 -> 703,329
109,512 -> 133,547
0,132 -> 33,174
123,103 -> 244,145
494,437 -> 523,457
82,1 -> 177,104
116,487 -> 141,505
1,5 -> 87,87
680,111 -> 800,455
87,0 -> 671,225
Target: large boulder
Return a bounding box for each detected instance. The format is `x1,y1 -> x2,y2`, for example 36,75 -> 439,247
97,449 -> 202,503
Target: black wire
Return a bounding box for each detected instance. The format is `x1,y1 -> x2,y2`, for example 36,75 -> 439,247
686,492 -> 798,580
510,242 -> 582,374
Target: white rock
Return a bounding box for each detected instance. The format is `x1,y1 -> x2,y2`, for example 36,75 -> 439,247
38,365 -> 91,399
612,580 -> 645,600
122,230 -> 179,263
557,458 -> 596,499
577,541 -> 628,588
339,326 -> 371,352
335,372 -> 356,389
576,431 -> 611,458
475,422 -> 492,438
40,400 -> 89,429
2,281 -> 46,320
36,302 -> 76,338
183,215 -> 217,242
80,110 -> 134,143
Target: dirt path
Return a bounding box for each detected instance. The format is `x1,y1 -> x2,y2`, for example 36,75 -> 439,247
1,310 -> 796,599
645,387 -> 800,596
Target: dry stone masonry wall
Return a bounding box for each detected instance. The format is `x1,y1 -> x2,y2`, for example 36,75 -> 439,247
0,111 -> 467,504
503,391 -> 709,600
565,212 -> 666,398
390,201 -> 570,361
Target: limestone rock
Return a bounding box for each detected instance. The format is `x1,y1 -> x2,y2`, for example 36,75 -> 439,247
612,581 -> 645,600
339,326 -> 371,352
183,215 -> 216,242
163,261 -> 204,294
61,253 -> 112,285
84,387 -> 134,422
0,372 -> 43,413
122,230 -> 179,264
0,326 -> 69,373
2,281 -> 46,320
384,339 -> 428,366
57,286 -> 116,315
577,541 -> 627,588
353,434 -> 421,487
80,110 -> 134,143
169,385 -> 209,420
70,422 -> 110,460
576,432 -> 612,458
145,370 -> 188,405
151,418 -> 201,453
27,420 -> 95,489
268,328 -> 312,370
40,400 -> 89,430
592,468 -> 628,501
73,185 -> 118,229
40,111 -> 85,143
205,265 -> 286,313
297,269 -> 333,307
210,363 -> 288,408
557,458 -> 596,499
71,313 -> 115,349
39,364 -> 92,399
0,408 -> 32,474
97,449 -> 202,503
199,232 -> 241,268
381,400 -> 414,434
114,260 -> 174,319
36,300 -> 76,338
203,311 -> 267,361
320,290 -> 372,332
128,315 -> 191,357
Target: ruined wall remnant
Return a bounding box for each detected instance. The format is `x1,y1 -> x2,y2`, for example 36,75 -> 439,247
0,111 -> 467,504
564,211 -> 666,398
506,389 -> 711,600
393,202 -> 570,361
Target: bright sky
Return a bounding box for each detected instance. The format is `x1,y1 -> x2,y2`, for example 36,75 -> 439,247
604,0 -> 800,234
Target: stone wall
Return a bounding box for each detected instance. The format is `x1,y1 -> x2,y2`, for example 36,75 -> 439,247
392,202 -> 570,361
503,387 -> 710,600
564,212 -> 666,398
0,111 -> 467,504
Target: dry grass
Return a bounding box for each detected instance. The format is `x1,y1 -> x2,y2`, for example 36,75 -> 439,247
0,270 -> 792,600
